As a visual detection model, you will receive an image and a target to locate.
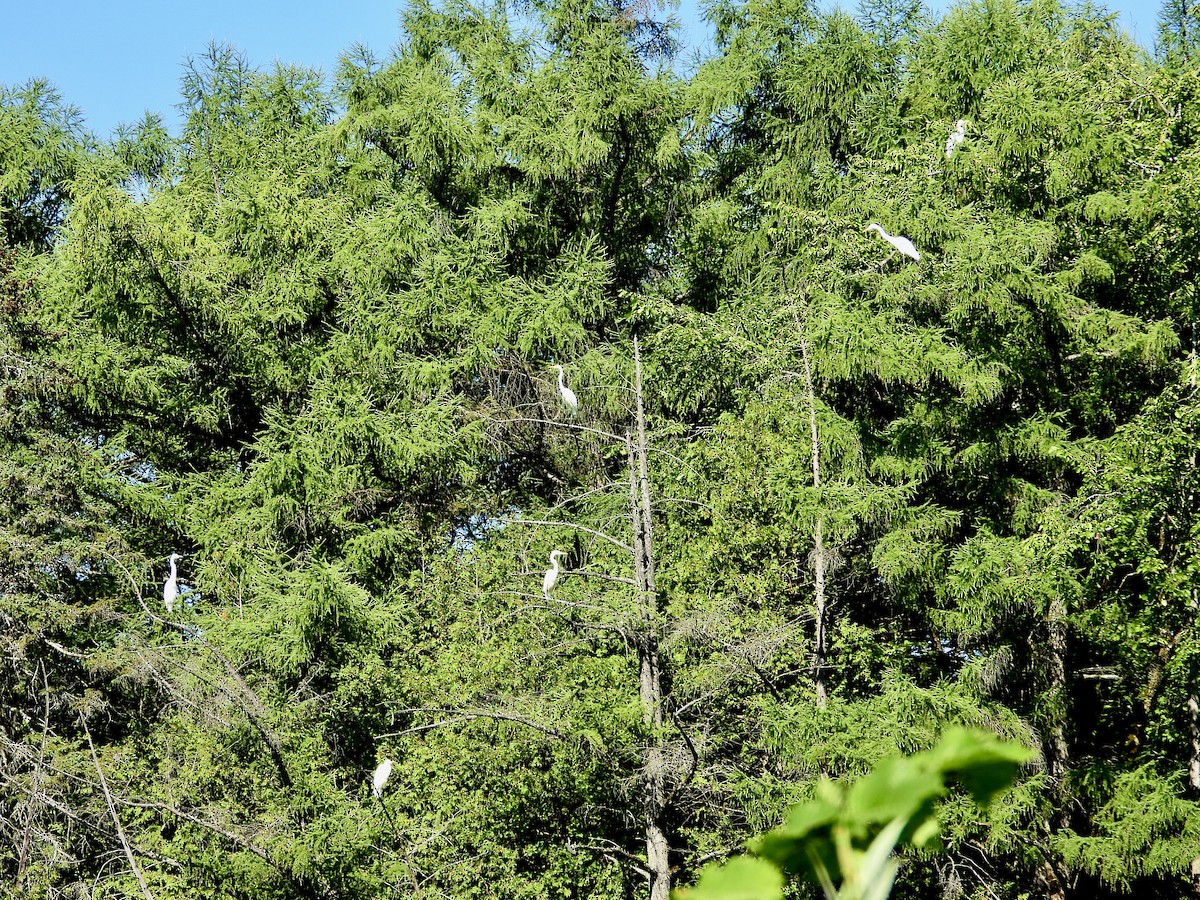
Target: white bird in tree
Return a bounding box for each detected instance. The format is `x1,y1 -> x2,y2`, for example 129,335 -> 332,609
866,223 -> 921,262
543,550 -> 566,600
553,364 -> 578,414
163,553 -> 183,614
372,759 -> 393,798
945,119 -> 968,158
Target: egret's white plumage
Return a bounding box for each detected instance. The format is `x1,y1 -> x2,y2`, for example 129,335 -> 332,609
372,759 -> 393,798
543,550 -> 566,599
163,553 -> 183,614
866,223 -> 921,261
553,365 -> 578,413
945,119 -> 968,158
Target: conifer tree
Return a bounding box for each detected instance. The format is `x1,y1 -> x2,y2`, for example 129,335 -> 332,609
5,0 -> 1200,897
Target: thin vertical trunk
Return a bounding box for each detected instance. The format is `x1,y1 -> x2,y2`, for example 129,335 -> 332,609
1187,412 -> 1199,893
1038,595 -> 1071,900
634,338 -> 657,605
631,336 -> 671,900
1189,693 -> 1200,793
1189,602 -> 1200,805
1189,599 -> 1200,895
1045,595 -> 1070,783
798,326 -> 828,707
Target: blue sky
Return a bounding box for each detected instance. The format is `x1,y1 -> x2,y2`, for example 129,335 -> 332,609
1,0 -> 1165,138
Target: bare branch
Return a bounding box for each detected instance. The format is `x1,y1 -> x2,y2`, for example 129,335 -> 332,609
570,570 -> 637,587
567,838 -> 652,879
42,638 -> 87,659
548,482 -> 632,514
121,798 -> 279,868
81,717 -> 155,900
663,711 -> 701,810
383,707 -> 565,739
500,517 -> 634,554
491,416 -> 625,443
106,555 -> 297,793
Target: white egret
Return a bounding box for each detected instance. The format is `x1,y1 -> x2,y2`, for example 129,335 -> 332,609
945,119 -> 968,158
372,759 -> 393,798
553,364 -> 578,413
543,550 -> 566,599
163,553 -> 183,614
866,223 -> 921,262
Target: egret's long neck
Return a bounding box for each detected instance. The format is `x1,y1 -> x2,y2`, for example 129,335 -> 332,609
169,559 -> 178,580
557,367 -> 566,390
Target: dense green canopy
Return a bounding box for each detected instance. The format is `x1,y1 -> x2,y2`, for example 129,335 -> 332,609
2,0 -> 1199,898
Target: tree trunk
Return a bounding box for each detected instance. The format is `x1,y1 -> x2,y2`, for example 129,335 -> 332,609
1045,594 -> 1070,791
631,336 -> 671,900
1186,439 -> 1198,893
1188,655 -> 1199,894
798,325 -> 828,707
1186,672 -> 1199,794
1036,858 -> 1068,900
1036,595 -> 1072,899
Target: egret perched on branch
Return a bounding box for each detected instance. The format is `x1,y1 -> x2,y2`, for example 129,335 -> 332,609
553,364 -> 578,414
163,553 -> 183,614
372,759 -> 393,798
543,550 -> 566,600
866,223 -> 921,262
945,119 -> 968,158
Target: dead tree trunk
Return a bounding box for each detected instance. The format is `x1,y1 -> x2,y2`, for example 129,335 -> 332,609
629,335 -> 671,900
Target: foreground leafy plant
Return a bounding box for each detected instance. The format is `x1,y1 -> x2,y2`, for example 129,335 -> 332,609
678,728 -> 1033,900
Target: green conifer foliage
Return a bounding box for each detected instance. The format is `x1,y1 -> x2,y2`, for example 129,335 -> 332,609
4,0 -> 1200,897
0,80 -> 88,249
